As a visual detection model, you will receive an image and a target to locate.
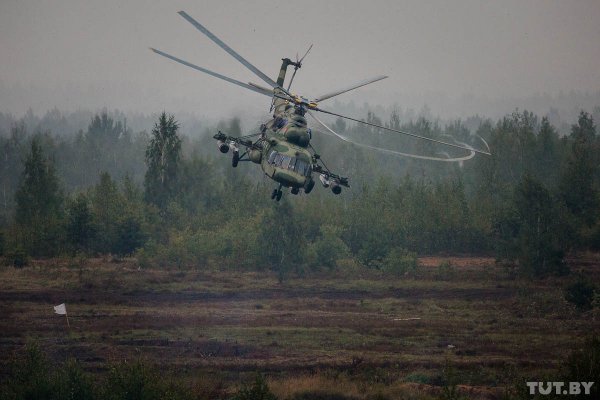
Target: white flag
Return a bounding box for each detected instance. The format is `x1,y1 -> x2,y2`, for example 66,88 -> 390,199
54,303 -> 67,315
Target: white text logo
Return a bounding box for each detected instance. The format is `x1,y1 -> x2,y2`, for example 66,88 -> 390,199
526,382 -> 594,396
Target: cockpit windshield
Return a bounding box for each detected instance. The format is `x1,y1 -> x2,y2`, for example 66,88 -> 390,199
267,151 -> 311,176
274,117 -> 287,129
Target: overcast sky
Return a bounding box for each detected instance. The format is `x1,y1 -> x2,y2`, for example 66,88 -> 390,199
1,0 -> 599,120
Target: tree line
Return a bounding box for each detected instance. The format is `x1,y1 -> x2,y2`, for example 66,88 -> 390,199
1,107 -> 599,278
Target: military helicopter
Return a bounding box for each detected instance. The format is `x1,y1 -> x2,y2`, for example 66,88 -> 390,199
151,11 -> 490,201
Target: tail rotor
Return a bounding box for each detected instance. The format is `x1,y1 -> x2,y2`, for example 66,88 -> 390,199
287,44 -> 313,91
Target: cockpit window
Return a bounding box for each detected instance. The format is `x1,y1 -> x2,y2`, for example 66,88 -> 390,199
268,150 -> 311,176
294,159 -> 311,176
280,155 -> 292,169
274,117 -> 287,129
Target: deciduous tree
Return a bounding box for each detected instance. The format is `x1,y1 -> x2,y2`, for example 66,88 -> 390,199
144,113 -> 181,210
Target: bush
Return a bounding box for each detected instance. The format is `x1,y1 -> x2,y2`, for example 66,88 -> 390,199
231,374 -> 277,400
441,358 -> 466,400
403,372 -> 432,384
565,279 -> 597,310
6,248 -> 28,268
1,343 -> 54,400
102,359 -> 192,400
0,345 -> 194,400
562,337 -> 600,398
292,392 -> 358,400
305,225 -> 349,270
381,247 -> 418,276
436,261 -> 456,281
54,358 -> 97,400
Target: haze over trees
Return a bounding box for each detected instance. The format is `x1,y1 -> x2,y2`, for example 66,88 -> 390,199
0,106 -> 598,278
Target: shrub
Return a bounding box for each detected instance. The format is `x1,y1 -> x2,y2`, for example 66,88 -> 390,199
436,261 -> 456,281
305,225 -> 349,270
441,358 -> 466,400
381,247 -> 418,276
104,359 -> 173,400
54,358 -> 97,400
0,346 -> 196,400
2,343 -> 54,400
562,337 -> 600,399
292,392 -> 358,400
6,248 -> 28,268
564,279 -> 597,310
231,374 -> 277,400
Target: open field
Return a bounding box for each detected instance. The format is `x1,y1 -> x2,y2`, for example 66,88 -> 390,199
1,256 -> 599,399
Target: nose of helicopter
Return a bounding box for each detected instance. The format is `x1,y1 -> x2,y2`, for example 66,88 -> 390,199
273,169 -> 307,188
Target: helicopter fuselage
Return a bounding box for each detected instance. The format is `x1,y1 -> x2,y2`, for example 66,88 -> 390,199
256,87 -> 313,189
213,94 -> 316,192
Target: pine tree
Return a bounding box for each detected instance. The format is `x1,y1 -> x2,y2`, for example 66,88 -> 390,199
66,193 -> 95,254
559,111 -> 598,227
87,112 -> 123,144
144,113 -> 181,210
15,138 -> 63,256
512,175 -> 568,276
534,117 -> 561,187
115,176 -> 146,256
90,172 -> 123,254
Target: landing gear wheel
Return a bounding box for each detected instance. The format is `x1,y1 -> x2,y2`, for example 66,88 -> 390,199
232,152 -> 239,168
271,189 -> 278,199
275,190 -> 283,201
304,178 -> 315,194
291,187 -> 299,195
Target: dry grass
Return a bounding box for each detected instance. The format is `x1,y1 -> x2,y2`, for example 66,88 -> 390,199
268,374 -> 365,399
1,254 -> 599,399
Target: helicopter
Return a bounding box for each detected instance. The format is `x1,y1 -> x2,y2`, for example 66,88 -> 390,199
151,11 -> 490,201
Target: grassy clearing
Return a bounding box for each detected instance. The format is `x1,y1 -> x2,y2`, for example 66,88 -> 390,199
1,255 -> 599,399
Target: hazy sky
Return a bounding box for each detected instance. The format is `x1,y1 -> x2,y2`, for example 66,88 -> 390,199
1,0 -> 599,119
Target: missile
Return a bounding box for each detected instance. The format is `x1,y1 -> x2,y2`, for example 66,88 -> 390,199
217,140 -> 229,153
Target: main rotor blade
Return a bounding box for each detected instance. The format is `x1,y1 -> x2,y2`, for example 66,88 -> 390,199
308,111 -> 476,162
313,75 -> 388,102
178,11 -> 277,88
248,81 -> 273,93
312,107 -> 491,155
150,48 -> 272,97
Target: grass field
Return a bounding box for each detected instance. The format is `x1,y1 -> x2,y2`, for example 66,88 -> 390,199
1,255 -> 599,399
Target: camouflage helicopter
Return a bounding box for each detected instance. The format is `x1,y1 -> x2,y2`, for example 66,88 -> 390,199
151,11 -> 490,201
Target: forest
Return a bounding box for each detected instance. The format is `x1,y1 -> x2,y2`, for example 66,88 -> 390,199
1,106 -> 600,399
1,106 -> 599,279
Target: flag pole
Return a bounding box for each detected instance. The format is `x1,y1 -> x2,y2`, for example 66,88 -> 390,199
65,311 -> 70,329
